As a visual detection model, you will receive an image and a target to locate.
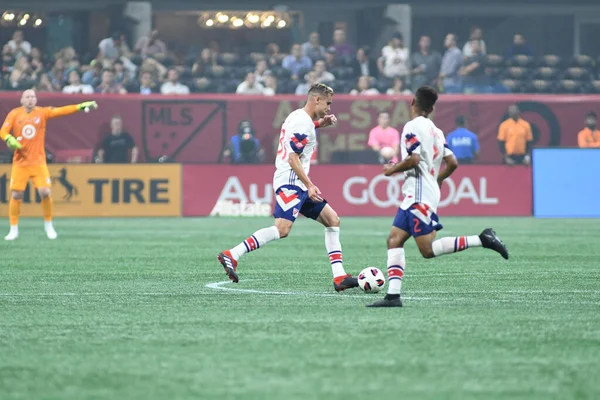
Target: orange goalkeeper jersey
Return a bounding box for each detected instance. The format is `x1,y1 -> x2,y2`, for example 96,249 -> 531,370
0,105 -> 79,166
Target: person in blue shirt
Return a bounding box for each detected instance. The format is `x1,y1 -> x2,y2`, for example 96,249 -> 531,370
223,120 -> 264,164
446,115 -> 480,164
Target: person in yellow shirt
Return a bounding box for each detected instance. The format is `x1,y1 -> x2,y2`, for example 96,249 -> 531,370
497,104 -> 533,165
0,89 -> 97,240
577,112 -> 600,148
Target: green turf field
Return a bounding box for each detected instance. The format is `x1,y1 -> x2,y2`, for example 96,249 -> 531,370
1,217 -> 599,400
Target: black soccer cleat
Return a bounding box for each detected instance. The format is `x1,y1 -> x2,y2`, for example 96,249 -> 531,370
217,251 -> 239,283
334,275 -> 359,292
367,294 -> 403,308
479,228 -> 509,260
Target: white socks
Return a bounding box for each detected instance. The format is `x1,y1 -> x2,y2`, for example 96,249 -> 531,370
230,226 -> 280,260
432,236 -> 482,257
386,248 -> 406,295
325,227 -> 347,278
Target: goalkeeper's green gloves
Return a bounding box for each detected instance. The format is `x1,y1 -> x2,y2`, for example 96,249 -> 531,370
77,101 -> 98,112
5,135 -> 22,150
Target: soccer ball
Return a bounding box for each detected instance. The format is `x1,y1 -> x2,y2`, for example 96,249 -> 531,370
358,267 -> 386,293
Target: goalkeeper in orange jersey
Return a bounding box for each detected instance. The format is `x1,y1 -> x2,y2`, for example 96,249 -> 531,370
0,89 -> 98,240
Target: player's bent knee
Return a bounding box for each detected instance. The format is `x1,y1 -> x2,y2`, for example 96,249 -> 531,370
11,191 -> 24,200
419,247 -> 435,259
274,219 -> 293,238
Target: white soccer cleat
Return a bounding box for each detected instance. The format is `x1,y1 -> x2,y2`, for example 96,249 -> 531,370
45,224 -> 58,240
4,228 -> 19,241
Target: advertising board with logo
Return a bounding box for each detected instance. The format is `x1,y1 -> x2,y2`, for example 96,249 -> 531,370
183,165 -> 531,217
0,164 -> 182,217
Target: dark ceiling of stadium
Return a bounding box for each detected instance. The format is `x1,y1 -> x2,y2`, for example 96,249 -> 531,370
4,0 -> 600,9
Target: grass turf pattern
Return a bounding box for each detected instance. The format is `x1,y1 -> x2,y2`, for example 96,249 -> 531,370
1,217 -> 599,400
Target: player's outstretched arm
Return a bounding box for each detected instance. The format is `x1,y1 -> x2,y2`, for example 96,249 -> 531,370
46,101 -> 98,119
383,153 -> 421,176
437,154 -> 458,187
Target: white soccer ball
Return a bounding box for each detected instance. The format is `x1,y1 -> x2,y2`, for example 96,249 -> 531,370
358,267 -> 386,293
379,147 -> 395,161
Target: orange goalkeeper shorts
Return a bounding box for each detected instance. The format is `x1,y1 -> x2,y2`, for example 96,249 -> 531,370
10,164 -> 51,191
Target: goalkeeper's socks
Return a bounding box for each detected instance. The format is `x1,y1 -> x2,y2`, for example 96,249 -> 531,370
432,236 -> 482,257
230,226 -> 281,260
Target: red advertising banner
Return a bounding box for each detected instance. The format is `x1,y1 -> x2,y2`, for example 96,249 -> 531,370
0,93 -> 594,164
183,165 -> 532,217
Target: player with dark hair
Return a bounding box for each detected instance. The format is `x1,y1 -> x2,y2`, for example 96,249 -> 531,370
217,83 -> 360,292
368,86 -> 508,308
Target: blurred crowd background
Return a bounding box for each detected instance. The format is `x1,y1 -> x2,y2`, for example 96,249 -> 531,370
0,1 -> 599,166
1,2 -> 600,96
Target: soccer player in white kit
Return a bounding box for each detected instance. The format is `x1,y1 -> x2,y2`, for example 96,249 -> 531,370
218,84 -> 360,292
368,86 -> 509,308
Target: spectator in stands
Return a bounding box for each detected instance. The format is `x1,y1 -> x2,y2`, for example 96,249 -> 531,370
387,77 -> 412,95
223,120 -> 264,164
236,72 -> 264,95
350,76 -> 380,95
266,43 -> 285,67
282,44 -> 313,80
332,29 -> 355,57
14,57 -> 36,81
411,36 -> 442,91
135,29 -> 168,61
263,74 -> 278,96
96,115 -> 138,164
352,47 -> 378,78
113,60 -> 130,85
254,59 -> 271,84
313,60 -> 335,84
460,40 -> 488,93
295,71 -> 317,95
63,70 -> 94,94
82,60 -> 103,87
507,33 -> 534,58
368,111 -> 400,163
378,33 -> 409,80
29,48 -> 44,77
497,104 -> 533,165
1,46 -> 15,77
192,48 -> 217,77
577,112 -> 600,148
36,73 -> 56,92
130,71 -> 158,95
96,69 -> 127,94
48,58 -> 67,91
161,68 -> 189,95
324,47 -> 338,70
302,32 -> 326,61
439,33 -> 463,93
463,26 -> 487,57
446,115 -> 480,164
98,32 -> 123,63
6,30 -> 31,59
4,69 -> 27,91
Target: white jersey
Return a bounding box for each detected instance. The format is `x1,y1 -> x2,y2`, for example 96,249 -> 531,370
273,108 -> 317,191
400,116 -> 453,212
